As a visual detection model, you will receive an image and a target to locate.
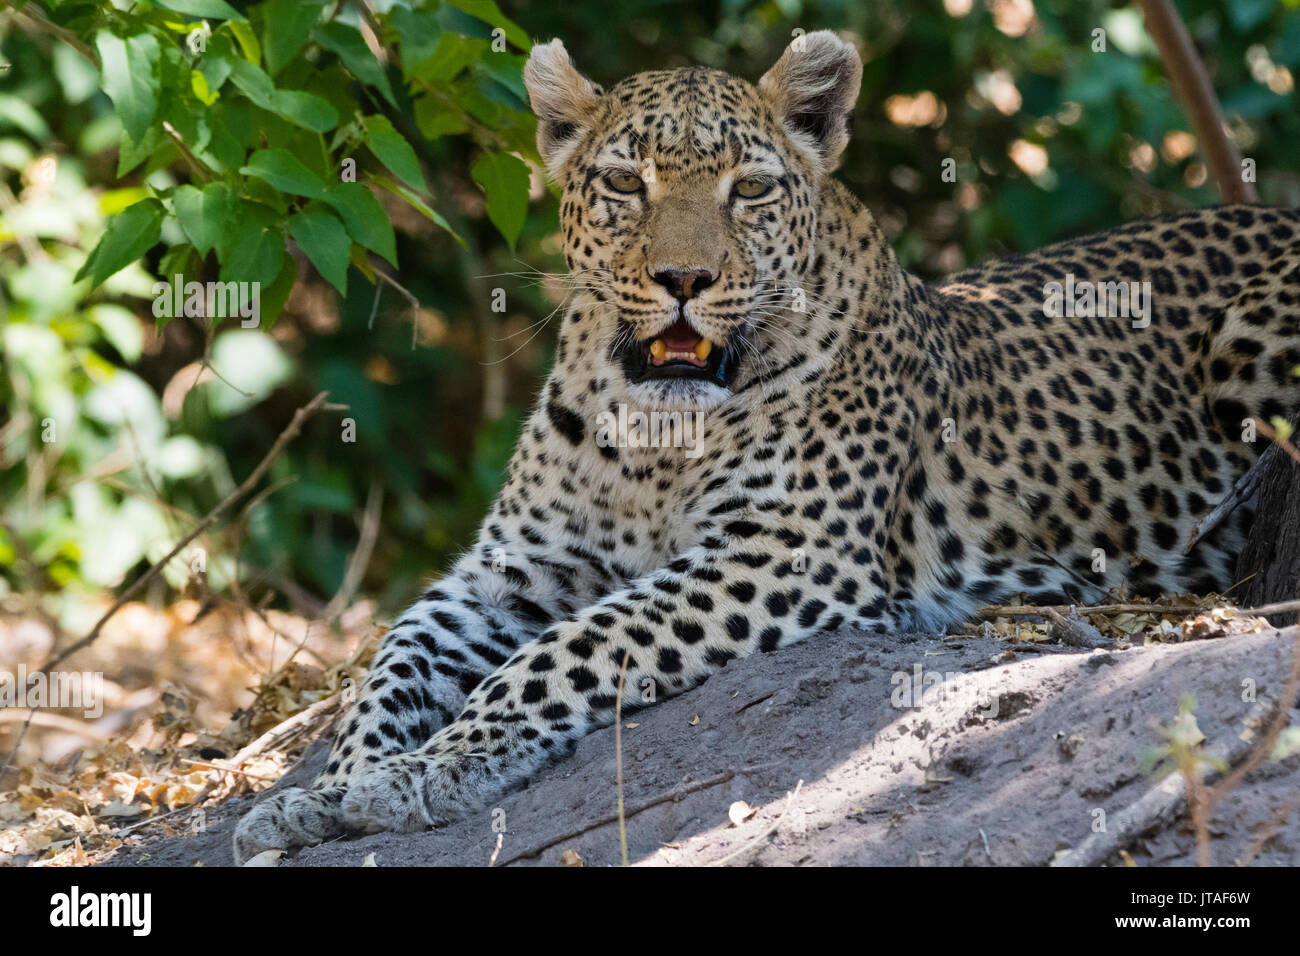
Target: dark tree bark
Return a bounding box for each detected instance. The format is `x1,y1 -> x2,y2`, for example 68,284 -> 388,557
1237,443 -> 1300,626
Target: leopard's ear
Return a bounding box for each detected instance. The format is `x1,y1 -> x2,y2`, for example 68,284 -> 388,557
524,39 -> 603,175
758,31 -> 862,172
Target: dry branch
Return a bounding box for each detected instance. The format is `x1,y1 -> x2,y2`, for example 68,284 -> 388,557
1184,444 -> 1279,554
0,391 -> 342,782
1137,0 -> 1256,203
1052,625 -> 1300,867
495,770 -> 736,867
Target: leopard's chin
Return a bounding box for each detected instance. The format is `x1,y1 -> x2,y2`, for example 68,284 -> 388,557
626,378 -> 732,412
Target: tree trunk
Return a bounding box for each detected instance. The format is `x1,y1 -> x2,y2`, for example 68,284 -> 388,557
1236,446 -> 1300,626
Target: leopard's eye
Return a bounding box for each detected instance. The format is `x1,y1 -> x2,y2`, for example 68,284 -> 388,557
733,177 -> 773,199
605,172 -> 644,194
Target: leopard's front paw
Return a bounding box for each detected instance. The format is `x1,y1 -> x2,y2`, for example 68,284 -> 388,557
232,786 -> 346,865
340,751 -> 483,833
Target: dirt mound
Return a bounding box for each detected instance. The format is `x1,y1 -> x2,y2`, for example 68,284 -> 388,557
102,627 -> 1300,867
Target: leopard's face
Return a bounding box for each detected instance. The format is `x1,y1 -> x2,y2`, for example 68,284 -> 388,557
525,35 -> 862,410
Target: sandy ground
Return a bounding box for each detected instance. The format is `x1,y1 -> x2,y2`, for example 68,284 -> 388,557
102,626 -> 1300,867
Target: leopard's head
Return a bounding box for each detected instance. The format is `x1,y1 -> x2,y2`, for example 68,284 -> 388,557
524,32 -> 862,410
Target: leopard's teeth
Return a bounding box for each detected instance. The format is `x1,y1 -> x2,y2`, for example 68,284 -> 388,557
694,338 -> 713,361
649,339 -> 667,360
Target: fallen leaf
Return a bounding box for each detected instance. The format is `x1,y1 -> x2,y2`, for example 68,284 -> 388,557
559,848 -> 584,867
241,848 -> 284,867
728,801 -> 757,826
688,715 -> 700,726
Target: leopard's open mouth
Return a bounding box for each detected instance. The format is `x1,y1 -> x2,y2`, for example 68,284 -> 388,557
617,317 -> 741,388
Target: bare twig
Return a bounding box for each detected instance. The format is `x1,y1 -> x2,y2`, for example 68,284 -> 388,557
1184,444 -> 1279,554
227,691 -> 344,769
1053,625 -> 1300,866
1195,625 -> 1300,864
8,4 -> 98,65
320,480 -> 384,622
1050,689 -> 1281,867
0,392 -> 340,781
982,598 -> 1300,620
368,266 -> 421,347
613,651 -> 631,867
495,770 -> 736,867
981,601 -> 1203,618
49,392 -> 335,670
1045,607 -> 1109,648
1235,790 -> 1300,866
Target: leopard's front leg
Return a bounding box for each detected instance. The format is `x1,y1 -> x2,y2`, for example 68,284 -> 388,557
340,522 -> 902,832
232,561 -> 563,863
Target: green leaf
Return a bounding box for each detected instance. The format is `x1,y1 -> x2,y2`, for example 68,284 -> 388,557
95,31 -> 160,144
241,148 -> 329,198
218,202 -> 285,289
445,0 -> 532,51
258,250 -> 299,326
196,32 -> 236,91
173,182 -> 237,257
389,6 -> 442,77
153,0 -> 247,20
372,174 -> 464,246
413,33 -> 486,85
315,22 -> 396,106
227,59 -> 338,132
289,203 -> 351,295
190,70 -> 218,106
263,0 -> 327,76
471,152 -> 530,249
75,199 -> 165,289
270,89 -> 340,133
364,115 -> 425,192
414,95 -> 468,139
324,182 -> 397,266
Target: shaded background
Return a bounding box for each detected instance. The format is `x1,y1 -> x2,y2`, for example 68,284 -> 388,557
3,0 -> 1300,635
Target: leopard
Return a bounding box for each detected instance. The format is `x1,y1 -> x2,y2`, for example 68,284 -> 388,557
234,31 -> 1300,863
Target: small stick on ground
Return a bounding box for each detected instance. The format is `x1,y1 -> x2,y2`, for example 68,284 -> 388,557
981,598 -> 1300,620
228,692 -> 343,768
613,651 -> 631,867
1053,625 -> 1299,867
982,602 -> 1204,618
1050,700 -> 1268,867
1045,607 -> 1109,648
495,770 -> 736,867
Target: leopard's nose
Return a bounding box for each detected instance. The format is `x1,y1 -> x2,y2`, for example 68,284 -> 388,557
651,268 -> 716,301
